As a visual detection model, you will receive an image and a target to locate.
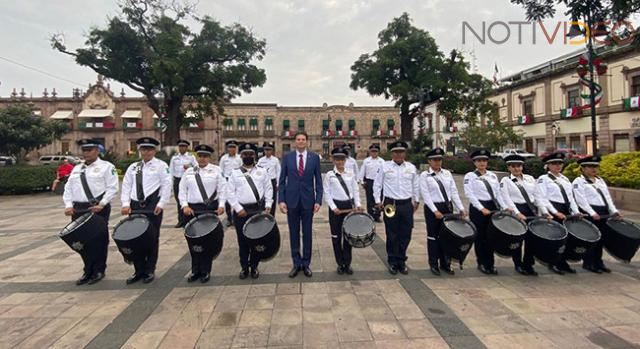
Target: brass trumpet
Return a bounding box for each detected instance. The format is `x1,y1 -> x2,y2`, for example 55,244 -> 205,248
383,203 -> 396,218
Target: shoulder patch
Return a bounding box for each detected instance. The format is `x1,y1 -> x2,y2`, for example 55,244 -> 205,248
464,179 -> 469,184
537,178 -> 544,183
500,182 -> 504,188
111,168 -> 116,176
166,168 -> 170,174
573,183 -> 578,188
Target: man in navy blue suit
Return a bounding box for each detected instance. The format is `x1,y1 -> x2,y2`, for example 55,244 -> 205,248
278,131 -> 323,278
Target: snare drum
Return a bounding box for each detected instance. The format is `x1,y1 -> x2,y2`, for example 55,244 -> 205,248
342,212 -> 376,248
243,213 -> 280,261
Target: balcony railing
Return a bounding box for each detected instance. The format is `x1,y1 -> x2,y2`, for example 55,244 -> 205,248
321,130 -> 359,139
263,130 -> 275,137
222,130 -> 260,137
371,129 -> 397,138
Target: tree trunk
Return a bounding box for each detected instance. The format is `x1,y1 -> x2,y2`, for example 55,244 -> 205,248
164,100 -> 182,147
399,101 -> 413,143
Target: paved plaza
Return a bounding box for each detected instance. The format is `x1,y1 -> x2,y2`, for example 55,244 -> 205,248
1,178 -> 640,349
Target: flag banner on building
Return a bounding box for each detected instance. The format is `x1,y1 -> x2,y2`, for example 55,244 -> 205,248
336,130 -> 344,136
560,107 -> 582,118
322,129 -> 333,137
283,130 -> 291,137
348,129 -> 358,136
623,96 -> 640,110
95,122 -> 104,128
375,129 -> 383,136
387,129 -> 396,136
125,122 -> 138,128
517,115 -> 533,125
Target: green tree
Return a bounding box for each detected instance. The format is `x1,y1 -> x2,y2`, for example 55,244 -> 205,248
458,110 -> 524,153
51,0 -> 266,145
0,105 -> 69,162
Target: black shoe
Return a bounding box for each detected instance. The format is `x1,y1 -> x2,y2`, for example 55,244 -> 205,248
87,272 -> 104,285
337,265 -> 344,275
126,273 -> 142,285
549,265 -> 565,275
582,264 -> 602,274
239,268 -> 249,279
525,266 -> 538,276
288,266 -> 300,278
303,267 -> 312,277
187,273 -> 200,282
478,265 -> 497,275
515,266 -> 528,276
559,264 -> 576,274
441,265 -> 455,275
142,273 -> 155,283
398,265 -> 409,275
76,274 -> 91,286
200,273 -> 210,283
251,267 -> 259,279
374,218 -> 382,223
598,264 -> 612,273
344,265 -> 353,275
174,223 -> 184,228
225,220 -> 233,227
430,266 -> 441,276
388,264 -> 398,275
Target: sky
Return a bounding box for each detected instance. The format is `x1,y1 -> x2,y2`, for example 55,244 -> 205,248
0,0 -> 598,107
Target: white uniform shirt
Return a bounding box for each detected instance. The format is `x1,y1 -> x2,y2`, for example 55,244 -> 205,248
463,170 -> 508,211
534,172 -> 579,215
346,157 -> 359,182
323,168 -> 362,210
572,175 -> 619,216
295,150 -> 308,170
419,168 -> 464,213
178,164 -> 226,209
499,174 -> 546,215
63,158 -> 118,208
373,160 -> 420,204
227,166 -> 273,212
120,157 -> 172,208
257,155 -> 281,181
169,152 -> 197,178
219,153 -> 242,178
359,156 -> 385,182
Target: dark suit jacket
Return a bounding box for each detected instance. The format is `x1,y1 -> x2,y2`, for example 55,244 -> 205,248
278,150 -> 323,210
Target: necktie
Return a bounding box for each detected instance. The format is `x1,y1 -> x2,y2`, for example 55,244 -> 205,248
298,154 -> 304,176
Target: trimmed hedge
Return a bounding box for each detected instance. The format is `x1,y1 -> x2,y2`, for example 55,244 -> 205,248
441,156 -> 546,177
0,165 -> 56,194
598,152 -> 640,189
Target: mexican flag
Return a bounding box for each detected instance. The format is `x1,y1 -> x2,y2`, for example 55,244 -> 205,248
517,115 -> 532,125
125,122 -> 138,128
375,129 -> 383,136
348,129 -> 358,136
95,122 -> 104,128
283,130 -> 291,137
623,96 -> 640,110
561,107 -> 581,118
322,129 -> 333,137
336,130 -> 344,136
387,129 -> 396,136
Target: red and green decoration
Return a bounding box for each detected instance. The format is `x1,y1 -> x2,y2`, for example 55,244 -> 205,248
560,107 -> 583,119
623,96 -> 640,111
517,115 -> 533,125
575,52 -> 607,111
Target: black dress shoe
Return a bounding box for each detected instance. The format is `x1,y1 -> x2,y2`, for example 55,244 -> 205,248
288,266 -> 300,278
76,274 -> 91,286
598,264 -> 612,273
441,265 -> 455,275
251,267 -> 259,279
388,265 -> 398,275
398,265 -> 409,275
525,266 -> 538,276
559,263 -> 576,274
336,266 -> 344,275
515,266 -> 528,276
239,268 -> 249,279
374,218 -> 382,223
582,264 -> 602,274
187,273 -> 200,282
344,265 -> 353,275
87,272 -> 104,285
142,273 -> 155,283
303,267 -> 312,277
549,265 -> 565,275
430,266 -> 441,276
126,274 -> 142,284
478,265 -> 497,275
174,223 -> 184,228
200,273 -> 210,283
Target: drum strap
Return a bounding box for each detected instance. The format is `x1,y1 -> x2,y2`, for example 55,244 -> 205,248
512,178 -> 537,214
80,165 -> 98,205
583,175 -> 610,211
547,173 -> 570,205
194,168 -> 218,205
431,172 -> 452,212
240,167 -> 263,205
135,162 -> 145,202
335,172 -> 354,207
474,170 -> 500,209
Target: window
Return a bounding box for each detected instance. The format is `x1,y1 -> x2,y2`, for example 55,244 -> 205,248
585,136 -> 599,155
335,119 -> 343,131
372,119 -> 380,130
614,134 -> 630,152
522,98 -> 533,115
567,88 -> 581,108
61,141 -> 70,154
265,118 -> 273,131
348,119 -> 356,130
283,120 -> 290,131
555,137 -> 567,150
223,118 -> 233,131
237,118 -> 246,131
298,119 -> 305,131
249,118 -> 258,131
536,138 -> 546,155
129,141 -> 137,152
282,143 -> 291,153
569,136 -> 581,152
322,142 -> 329,155
632,76 -> 640,96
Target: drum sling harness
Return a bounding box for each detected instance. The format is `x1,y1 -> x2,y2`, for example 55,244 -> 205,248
474,170 -> 500,209
240,167 -> 264,206
547,173 -> 570,206
583,176 -> 610,213
194,167 -> 218,206
512,177 -> 537,215
335,172 -> 355,208
431,171 -> 453,213
80,164 -> 99,206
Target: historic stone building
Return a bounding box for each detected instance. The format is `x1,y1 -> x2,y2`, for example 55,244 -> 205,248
0,77 -> 401,159
489,42 -> 640,155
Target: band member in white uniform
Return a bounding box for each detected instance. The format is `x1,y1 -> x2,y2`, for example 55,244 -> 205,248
257,141 -> 281,216
63,138 -> 118,285
359,144 -> 385,222
343,145 -> 359,178
228,143 -> 273,279
324,147 -> 363,275
420,147 -> 465,276
120,137 -> 172,284
463,149 -> 508,275
169,139 -> 196,228
535,151 -> 581,275
179,144 -> 226,283
573,155 -> 622,274
219,140 -> 242,226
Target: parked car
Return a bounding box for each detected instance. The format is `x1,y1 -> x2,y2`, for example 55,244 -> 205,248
0,155 -> 17,166
539,149 -> 589,160
39,155 -> 80,165
499,149 -> 537,159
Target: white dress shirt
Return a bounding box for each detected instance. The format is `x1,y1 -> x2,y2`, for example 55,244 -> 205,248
359,156 -> 385,182
572,175 -> 619,216
534,172 -> 579,215
499,174 -> 546,215
257,155 -> 281,181
323,167 -> 362,210
63,158 -> 118,208
419,168 -> 464,213
219,153 -> 242,178
169,152 -> 197,178
373,160 -> 420,204
346,157 -> 359,182
227,166 -> 273,212
120,157 -> 172,208
463,170 -> 508,211
178,164 -> 226,209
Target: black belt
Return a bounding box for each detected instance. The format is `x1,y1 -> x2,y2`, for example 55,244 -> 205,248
384,197 -> 412,205
241,202 -> 265,211
132,189 -> 160,208
73,193 -> 105,208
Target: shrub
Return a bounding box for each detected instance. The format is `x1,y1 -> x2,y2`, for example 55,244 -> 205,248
599,152 -> 640,189
443,156 -> 475,174
523,158 -> 546,178
0,165 -> 56,194
562,160 -> 581,181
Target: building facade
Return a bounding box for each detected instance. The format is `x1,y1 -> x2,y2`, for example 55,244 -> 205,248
0,77 -> 401,159
490,44 -> 640,155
